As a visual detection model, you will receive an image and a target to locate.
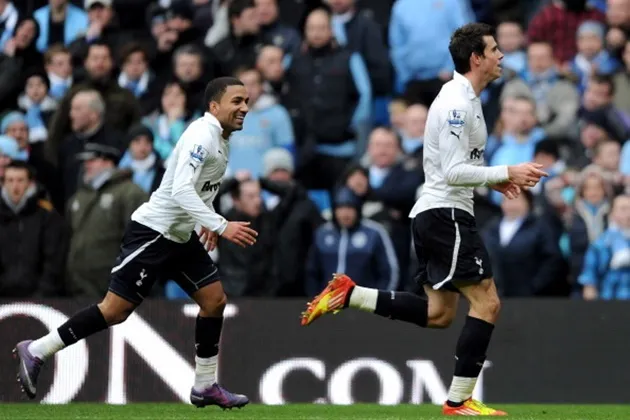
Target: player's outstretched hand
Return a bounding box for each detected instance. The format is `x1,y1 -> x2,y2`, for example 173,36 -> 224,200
221,221 -> 258,248
507,163 -> 549,188
491,181 -> 521,199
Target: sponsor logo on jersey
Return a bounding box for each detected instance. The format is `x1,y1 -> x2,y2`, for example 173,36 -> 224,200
447,109 -> 466,128
470,148 -> 484,160
201,181 -> 221,192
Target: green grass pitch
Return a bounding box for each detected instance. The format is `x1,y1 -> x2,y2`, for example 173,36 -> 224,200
0,404 -> 628,420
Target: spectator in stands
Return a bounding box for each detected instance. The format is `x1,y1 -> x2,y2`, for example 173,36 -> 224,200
613,40 -> 630,114
579,193 -> 630,300
286,7 -> 371,191
0,161 -> 67,297
213,0 -> 263,77
387,96 -> 407,137
229,67 -> 294,177
400,103 -> 426,159
68,0 -> 131,66
33,0 -> 88,52
355,127 -> 422,288
496,20 -> 527,75
0,1 -> 19,51
0,135 -> 19,182
47,41 -> 140,164
218,178 -> 275,297
150,1 -> 220,81
0,17 -> 43,112
568,167 -> 612,295
488,96 -> 546,203
582,74 -> 630,140
483,189 -> 567,297
570,107 -> 621,168
118,123 -> 165,194
258,148 -> 324,296
593,138 -> 622,173
489,95 -> 546,161
44,45 -> 73,100
527,0 -> 605,66
389,0 -> 471,105
306,186 -> 399,296
256,0 -> 301,56
329,0 -> 392,98
570,21 -> 620,94
256,44 -> 289,102
66,142 -> 147,298
18,69 -> 58,144
117,42 -> 160,117
1,112 -> 30,161
170,44 -> 212,114
142,80 -> 200,161
0,110 -> 59,200
502,42 -> 580,139
605,0 -> 630,57
57,89 -> 124,210
532,138 -> 568,196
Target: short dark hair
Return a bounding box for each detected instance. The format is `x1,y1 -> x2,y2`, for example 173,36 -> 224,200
86,40 -> 111,60
228,0 -> 255,19
534,139 -> 559,160
590,73 -> 615,96
119,41 -> 148,66
5,160 -> 35,180
203,77 -> 245,108
449,23 -> 494,74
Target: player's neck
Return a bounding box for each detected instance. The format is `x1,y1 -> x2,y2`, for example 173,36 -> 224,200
463,72 -> 488,97
221,130 -> 232,141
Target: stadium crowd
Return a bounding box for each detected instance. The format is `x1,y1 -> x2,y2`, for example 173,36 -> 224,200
0,0 -> 629,300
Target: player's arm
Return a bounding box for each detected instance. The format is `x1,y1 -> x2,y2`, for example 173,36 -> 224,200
438,106 -> 509,187
439,107 -> 548,188
171,129 -> 229,235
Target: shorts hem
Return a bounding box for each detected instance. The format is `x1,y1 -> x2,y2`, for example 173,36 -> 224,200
107,287 -> 143,305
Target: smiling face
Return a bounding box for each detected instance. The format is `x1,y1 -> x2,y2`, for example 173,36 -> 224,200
209,85 -> 250,133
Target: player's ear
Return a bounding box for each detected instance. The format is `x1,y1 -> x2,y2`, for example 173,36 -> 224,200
209,101 -> 219,114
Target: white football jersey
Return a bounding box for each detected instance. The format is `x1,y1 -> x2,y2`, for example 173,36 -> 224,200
132,112 -> 229,243
409,72 -> 509,218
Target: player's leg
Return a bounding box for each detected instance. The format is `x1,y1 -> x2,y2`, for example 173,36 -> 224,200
301,271 -> 460,328
441,212 -> 506,416
441,278 -> 505,416
14,221 -> 164,399
168,233 -> 248,410
301,210 -> 457,328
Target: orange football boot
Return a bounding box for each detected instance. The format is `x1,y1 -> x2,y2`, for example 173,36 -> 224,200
300,274 -> 355,326
443,398 -> 507,416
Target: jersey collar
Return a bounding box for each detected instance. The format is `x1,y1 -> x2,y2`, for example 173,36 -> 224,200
203,112 -> 223,130
452,71 -> 478,100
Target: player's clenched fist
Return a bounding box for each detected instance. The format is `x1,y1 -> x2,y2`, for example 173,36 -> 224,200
221,221 -> 258,248
507,162 -> 549,188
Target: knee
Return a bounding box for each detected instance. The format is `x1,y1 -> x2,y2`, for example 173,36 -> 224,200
199,292 -> 227,317
98,301 -> 134,326
473,295 -> 501,323
427,306 -> 456,329
486,295 -> 501,320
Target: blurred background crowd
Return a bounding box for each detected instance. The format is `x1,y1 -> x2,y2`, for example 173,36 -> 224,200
0,0 -> 629,301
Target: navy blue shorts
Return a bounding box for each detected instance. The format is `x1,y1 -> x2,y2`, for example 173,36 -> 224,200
108,221 -> 220,304
411,208 -> 493,293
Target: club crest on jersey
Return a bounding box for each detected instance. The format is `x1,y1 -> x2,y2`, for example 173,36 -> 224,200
447,109 -> 466,128
190,144 -> 208,164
